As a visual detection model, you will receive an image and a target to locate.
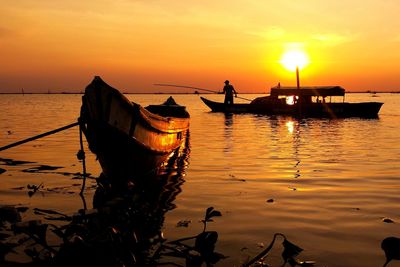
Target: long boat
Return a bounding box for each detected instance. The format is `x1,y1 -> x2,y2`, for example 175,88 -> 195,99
80,76 -> 190,182
201,86 -> 383,118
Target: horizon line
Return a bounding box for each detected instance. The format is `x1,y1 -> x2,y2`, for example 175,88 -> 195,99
1,91 -> 400,95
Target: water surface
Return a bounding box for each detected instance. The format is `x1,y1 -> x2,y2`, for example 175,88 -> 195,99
0,93 -> 399,266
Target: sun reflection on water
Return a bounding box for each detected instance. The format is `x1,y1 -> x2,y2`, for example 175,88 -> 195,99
286,120 -> 294,134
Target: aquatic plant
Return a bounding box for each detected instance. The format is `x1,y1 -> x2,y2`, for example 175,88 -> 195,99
382,237 -> 400,267
243,233 -> 315,267
0,204 -> 225,266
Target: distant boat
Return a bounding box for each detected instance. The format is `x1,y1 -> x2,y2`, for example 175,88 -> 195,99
81,76 -> 190,182
201,86 -> 383,118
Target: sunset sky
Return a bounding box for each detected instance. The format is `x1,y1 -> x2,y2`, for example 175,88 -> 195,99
1,0 -> 400,93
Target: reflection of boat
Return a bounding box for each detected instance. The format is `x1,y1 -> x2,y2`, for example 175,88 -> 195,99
88,143 -> 190,266
81,76 -> 190,182
201,86 -> 383,118
0,137 -> 191,267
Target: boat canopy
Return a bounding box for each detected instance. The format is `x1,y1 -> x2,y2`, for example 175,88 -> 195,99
270,86 -> 345,97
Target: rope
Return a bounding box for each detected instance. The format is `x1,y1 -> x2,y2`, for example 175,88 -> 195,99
78,120 -> 87,196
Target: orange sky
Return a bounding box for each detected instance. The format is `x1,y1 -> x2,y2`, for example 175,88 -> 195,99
1,1 -> 400,93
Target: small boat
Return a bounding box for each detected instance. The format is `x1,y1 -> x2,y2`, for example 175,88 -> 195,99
200,97 -> 250,113
201,86 -> 383,118
80,76 -> 190,182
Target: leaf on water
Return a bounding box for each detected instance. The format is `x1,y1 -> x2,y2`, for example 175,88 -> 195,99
383,218 -> 395,223
177,220 -> 192,227
195,231 -> 218,255
205,207 -> 214,218
33,208 -> 68,216
16,207 -> 29,213
282,239 -> 303,261
12,220 -> 49,247
228,174 -> 246,182
0,157 -> 34,166
11,186 -> 25,190
50,227 -> 65,239
381,236 -> 400,265
27,183 -> 43,197
27,184 -> 35,190
0,206 -> 21,223
23,165 -> 63,173
33,208 -> 72,221
41,216 -> 72,221
205,207 -> 222,222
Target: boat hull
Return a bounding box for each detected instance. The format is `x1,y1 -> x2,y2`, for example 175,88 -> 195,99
200,97 -> 383,118
200,97 -> 250,113
82,77 -> 190,182
85,121 -> 189,181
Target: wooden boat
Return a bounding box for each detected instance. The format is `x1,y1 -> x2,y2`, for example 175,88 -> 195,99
200,97 -> 249,113
201,86 -> 383,118
80,76 -> 190,182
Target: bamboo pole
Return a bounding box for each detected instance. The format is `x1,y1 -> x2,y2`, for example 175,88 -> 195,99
0,122 -> 79,152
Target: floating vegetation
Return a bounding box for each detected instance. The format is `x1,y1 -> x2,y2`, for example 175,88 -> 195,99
10,186 -> 25,190
0,206 -> 22,224
32,208 -> 72,221
242,233 -> 316,267
382,237 -> 400,267
201,207 -> 222,232
22,165 -> 63,173
228,174 -> 246,182
0,157 -> 95,180
0,149 -> 228,266
383,218 -> 395,223
27,183 -> 44,197
0,150 -> 320,266
0,201 -> 226,266
176,220 -> 192,228
0,157 -> 34,166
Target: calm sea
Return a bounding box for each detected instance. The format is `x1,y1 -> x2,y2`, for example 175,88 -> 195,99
0,93 -> 400,266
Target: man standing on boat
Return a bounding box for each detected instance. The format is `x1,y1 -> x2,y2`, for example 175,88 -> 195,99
222,80 -> 237,105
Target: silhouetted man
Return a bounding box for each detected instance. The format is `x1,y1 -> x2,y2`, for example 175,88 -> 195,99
222,80 -> 237,105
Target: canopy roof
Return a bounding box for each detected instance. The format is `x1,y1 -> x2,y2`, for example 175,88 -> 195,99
270,86 -> 345,97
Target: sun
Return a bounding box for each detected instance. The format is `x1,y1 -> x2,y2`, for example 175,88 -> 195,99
280,50 -> 309,71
